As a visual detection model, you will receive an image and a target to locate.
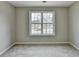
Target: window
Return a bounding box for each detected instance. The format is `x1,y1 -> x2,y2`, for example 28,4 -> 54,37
29,11 -> 55,36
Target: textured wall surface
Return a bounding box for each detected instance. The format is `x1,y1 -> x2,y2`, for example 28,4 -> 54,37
16,7 -> 68,42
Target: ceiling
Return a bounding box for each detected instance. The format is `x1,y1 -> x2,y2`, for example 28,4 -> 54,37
8,1 -> 75,7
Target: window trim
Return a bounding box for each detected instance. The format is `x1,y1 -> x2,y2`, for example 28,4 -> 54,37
29,11 -> 55,36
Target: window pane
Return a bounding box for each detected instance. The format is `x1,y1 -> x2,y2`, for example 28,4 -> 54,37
31,13 -> 41,23
31,24 -> 41,35
43,24 -> 54,35
43,12 -> 53,23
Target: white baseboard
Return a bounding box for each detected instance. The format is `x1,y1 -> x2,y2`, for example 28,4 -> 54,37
0,43 -> 15,55
15,42 -> 69,44
69,42 -> 79,51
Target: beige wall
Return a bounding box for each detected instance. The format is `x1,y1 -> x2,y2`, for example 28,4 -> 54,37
0,2 -> 16,53
16,7 -> 68,42
69,2 -> 79,47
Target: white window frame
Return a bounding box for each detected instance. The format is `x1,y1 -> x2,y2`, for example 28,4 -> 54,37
29,11 -> 55,36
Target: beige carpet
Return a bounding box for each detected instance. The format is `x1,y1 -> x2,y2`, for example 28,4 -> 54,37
1,44 -> 79,57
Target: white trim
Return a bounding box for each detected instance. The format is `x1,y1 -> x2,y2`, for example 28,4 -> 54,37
15,42 -> 69,44
0,43 -> 15,55
69,42 -> 79,51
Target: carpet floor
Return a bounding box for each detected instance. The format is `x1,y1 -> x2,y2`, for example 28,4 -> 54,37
1,44 -> 79,57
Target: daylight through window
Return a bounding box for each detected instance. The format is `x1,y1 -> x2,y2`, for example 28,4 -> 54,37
29,11 -> 55,36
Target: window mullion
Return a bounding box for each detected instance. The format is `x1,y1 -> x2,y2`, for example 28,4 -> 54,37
41,12 -> 43,35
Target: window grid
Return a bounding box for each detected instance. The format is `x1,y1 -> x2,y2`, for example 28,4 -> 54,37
30,11 -> 55,36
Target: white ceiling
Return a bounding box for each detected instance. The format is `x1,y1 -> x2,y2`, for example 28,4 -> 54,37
8,1 -> 75,7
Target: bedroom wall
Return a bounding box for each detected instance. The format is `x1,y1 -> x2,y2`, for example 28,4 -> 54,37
15,7 -> 68,43
69,2 -> 79,47
0,2 -> 16,53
